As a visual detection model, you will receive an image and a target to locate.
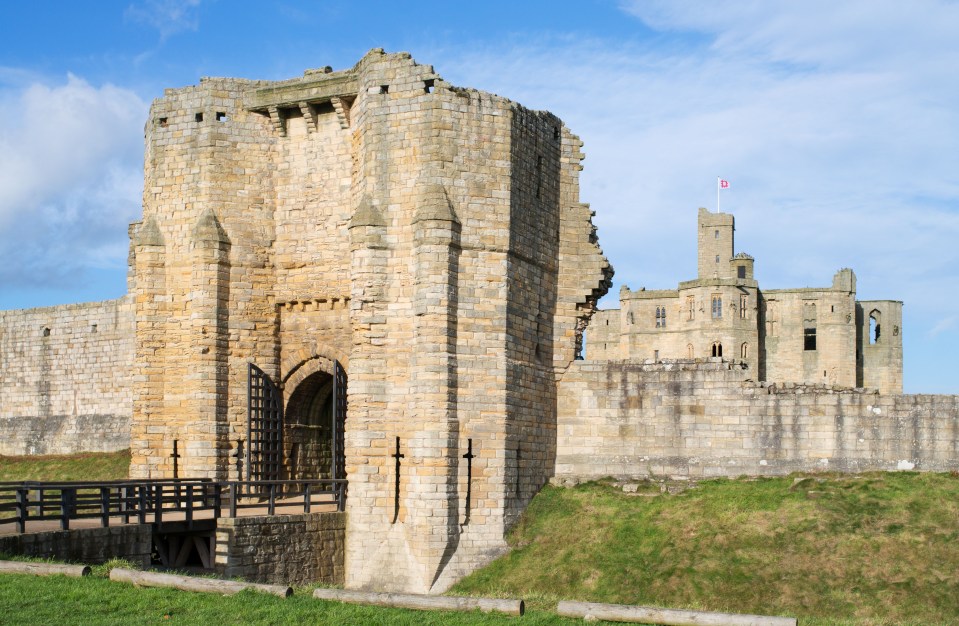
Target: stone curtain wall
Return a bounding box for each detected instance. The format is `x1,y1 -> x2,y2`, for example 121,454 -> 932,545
557,360 -> 959,481
215,512 -> 344,585
0,298 -> 133,455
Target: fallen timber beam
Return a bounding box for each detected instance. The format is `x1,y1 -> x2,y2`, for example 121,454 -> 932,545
312,588 -> 525,616
0,560 -> 91,578
556,601 -> 797,626
109,568 -> 292,598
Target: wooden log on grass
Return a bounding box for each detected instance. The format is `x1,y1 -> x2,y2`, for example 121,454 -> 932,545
556,600 -> 797,626
0,560 -> 91,578
109,568 -> 291,598
312,588 -> 524,616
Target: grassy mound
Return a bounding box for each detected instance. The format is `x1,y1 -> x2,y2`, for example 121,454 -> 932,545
0,450 -> 130,482
452,473 -> 959,625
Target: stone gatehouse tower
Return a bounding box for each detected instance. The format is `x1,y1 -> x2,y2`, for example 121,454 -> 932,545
129,49 -> 612,591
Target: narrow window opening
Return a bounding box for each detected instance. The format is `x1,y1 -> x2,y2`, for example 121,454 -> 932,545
216,112 -> 228,122
824,370 -> 827,377
535,155 -> 543,199
195,112 -> 204,122
741,342 -> 748,359
740,294 -> 747,319
379,85 -> 389,94
553,126 -> 560,140
626,311 -> 634,325
869,310 -> 881,344
711,295 -> 722,319
423,79 -> 435,93
158,117 -> 168,127
654,350 -> 659,361
715,255 -> 720,263
687,296 -> 695,321
711,342 -> 723,358
737,266 -> 746,279
714,229 -> 719,239
687,344 -> 694,359
91,324 -> 98,333
804,327 -> 817,351
831,305 -> 835,313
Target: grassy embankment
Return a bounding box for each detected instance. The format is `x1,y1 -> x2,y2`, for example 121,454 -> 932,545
2,451 -> 959,624
453,473 -> 959,625
0,449 -> 130,482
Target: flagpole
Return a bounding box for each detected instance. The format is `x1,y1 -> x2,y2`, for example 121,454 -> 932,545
717,176 -> 720,213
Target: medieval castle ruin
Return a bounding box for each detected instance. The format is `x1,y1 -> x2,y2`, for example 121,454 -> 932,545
589,207 -> 903,394
1,50 -> 957,592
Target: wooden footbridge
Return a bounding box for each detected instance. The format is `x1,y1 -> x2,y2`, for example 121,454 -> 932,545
0,478 -> 346,569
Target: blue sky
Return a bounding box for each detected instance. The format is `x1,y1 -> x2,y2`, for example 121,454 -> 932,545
1,1 -> 957,393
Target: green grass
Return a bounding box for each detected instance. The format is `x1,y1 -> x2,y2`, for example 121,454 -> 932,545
452,473 -> 959,625
0,450 -> 130,482
0,573 -> 578,625
3,454 -> 958,624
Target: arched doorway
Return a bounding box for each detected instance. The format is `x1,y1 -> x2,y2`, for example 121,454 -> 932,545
283,360 -> 347,481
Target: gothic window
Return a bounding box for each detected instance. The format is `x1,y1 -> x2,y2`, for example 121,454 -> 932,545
655,306 -> 667,328
711,342 -> 723,357
741,342 -> 748,359
711,295 -> 722,319
687,296 -> 695,321
869,309 -> 881,344
714,229 -> 719,239
740,294 -> 747,319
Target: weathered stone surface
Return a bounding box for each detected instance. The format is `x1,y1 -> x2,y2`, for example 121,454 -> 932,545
0,298 -> 133,455
556,360 -> 959,481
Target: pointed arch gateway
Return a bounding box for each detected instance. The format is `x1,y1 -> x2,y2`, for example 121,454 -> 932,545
247,359 -> 348,483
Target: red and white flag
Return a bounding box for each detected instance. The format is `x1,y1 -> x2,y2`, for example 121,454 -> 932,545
719,178 -> 730,189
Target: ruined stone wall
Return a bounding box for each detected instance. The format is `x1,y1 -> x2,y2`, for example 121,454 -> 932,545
557,360 -> 959,481
0,298 -> 133,455
762,272 -> 858,388
215,512 -> 344,585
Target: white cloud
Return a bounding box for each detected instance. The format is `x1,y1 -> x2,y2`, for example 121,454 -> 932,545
0,75 -> 146,291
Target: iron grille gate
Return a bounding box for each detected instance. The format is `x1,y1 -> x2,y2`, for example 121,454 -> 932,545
332,360 -> 348,481
247,363 -> 283,484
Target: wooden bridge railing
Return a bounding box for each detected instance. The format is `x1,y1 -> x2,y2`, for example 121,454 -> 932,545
0,478 -> 346,534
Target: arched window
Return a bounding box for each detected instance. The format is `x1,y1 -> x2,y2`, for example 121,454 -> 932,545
711,295 -> 722,319
687,344 -> 694,359
741,342 -> 748,359
655,306 -> 666,328
869,309 -> 881,344
711,342 -> 723,358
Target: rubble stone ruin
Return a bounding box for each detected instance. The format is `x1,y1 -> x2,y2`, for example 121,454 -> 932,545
130,49 -> 612,591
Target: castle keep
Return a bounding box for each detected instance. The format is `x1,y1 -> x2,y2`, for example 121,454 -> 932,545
589,207 -> 903,393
